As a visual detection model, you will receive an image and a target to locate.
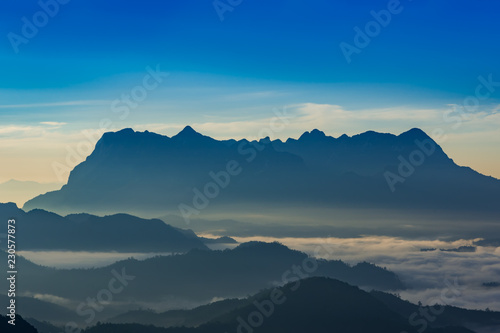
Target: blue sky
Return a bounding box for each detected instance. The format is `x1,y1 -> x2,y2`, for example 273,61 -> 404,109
1,0 -> 499,182
1,0 -> 499,91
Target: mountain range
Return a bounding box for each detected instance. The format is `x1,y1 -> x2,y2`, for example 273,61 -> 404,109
108,285 -> 500,332
5,277 -> 500,333
0,242 -> 404,327
22,127 -> 500,219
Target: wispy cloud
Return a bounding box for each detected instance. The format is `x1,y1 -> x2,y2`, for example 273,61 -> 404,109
0,125 -> 38,136
40,121 -> 67,127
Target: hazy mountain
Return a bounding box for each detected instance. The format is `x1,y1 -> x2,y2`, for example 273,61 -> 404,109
110,286 -> 500,331
0,242 -> 403,313
24,318 -> 61,333
82,278 -> 479,333
0,203 -> 207,252
23,127 -> 500,218
198,236 -> 237,244
0,179 -> 62,207
109,298 -> 245,328
0,294 -> 79,326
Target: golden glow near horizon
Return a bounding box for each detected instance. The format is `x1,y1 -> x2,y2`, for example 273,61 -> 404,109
1,100 -> 499,185
0,121 -> 499,186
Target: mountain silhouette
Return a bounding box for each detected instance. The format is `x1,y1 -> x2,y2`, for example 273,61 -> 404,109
80,278 -> 479,333
0,203 -> 207,252
107,285 -> 500,332
23,127 -> 500,217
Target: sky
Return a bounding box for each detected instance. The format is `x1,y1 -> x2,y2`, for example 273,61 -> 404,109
0,0 -> 499,183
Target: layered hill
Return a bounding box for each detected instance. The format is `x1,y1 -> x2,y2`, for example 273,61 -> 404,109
0,202 -> 207,252
82,278 -> 484,333
0,242 -> 403,313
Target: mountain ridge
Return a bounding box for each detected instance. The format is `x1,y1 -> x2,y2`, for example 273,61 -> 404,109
0,202 -> 208,252
80,277 -> 485,333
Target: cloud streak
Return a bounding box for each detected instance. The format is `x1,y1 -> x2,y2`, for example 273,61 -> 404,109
40,121 -> 67,127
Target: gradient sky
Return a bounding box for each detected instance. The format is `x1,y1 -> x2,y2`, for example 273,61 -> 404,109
1,0 -> 499,183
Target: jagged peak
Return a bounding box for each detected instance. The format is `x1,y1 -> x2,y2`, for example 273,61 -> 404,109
116,128 -> 135,134
298,129 -> 327,141
259,136 -> 271,144
310,129 -> 326,137
172,126 -> 205,139
398,128 -> 432,141
179,125 -> 197,135
400,127 -> 427,135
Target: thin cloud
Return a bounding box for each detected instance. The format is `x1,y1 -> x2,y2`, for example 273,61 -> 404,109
0,125 -> 38,135
40,121 -> 67,127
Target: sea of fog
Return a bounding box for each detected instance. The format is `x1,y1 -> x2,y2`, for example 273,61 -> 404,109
19,236 -> 500,311
17,251 -> 175,269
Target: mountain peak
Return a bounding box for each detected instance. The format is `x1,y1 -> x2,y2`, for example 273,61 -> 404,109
235,241 -> 294,253
311,129 -> 325,136
399,128 -> 431,141
259,136 -> 271,144
174,126 -> 203,139
299,129 -> 327,141
116,128 -> 135,135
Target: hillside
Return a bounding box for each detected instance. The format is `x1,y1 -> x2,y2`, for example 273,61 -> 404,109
0,203 -> 207,252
